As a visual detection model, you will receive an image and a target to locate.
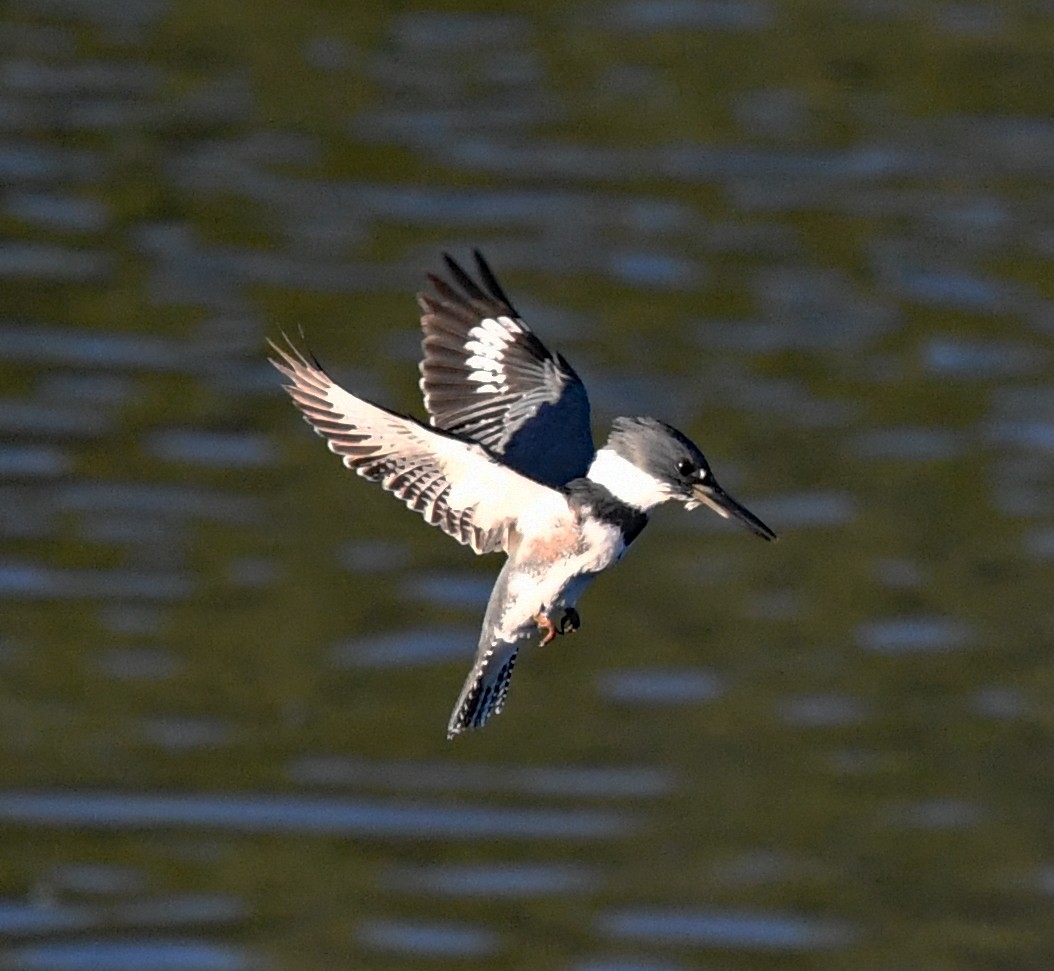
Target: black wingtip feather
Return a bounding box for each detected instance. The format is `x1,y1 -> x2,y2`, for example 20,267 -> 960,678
298,328 -> 327,373
442,252 -> 487,302
422,274 -> 479,323
473,249 -> 515,311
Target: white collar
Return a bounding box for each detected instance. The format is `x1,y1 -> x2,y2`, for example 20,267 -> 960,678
587,447 -> 671,511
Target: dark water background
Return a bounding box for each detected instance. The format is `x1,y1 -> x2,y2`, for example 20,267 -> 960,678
3,1 -> 1054,968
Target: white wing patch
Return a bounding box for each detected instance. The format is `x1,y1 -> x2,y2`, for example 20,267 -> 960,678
417,252 -> 595,486
464,316 -> 523,395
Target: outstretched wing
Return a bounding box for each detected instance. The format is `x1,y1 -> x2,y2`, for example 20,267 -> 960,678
269,336 -> 565,556
418,250 -> 595,489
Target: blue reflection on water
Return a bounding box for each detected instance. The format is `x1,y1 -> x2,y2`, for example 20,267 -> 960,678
288,756 -> 673,799
139,717 -> 234,751
399,571 -> 493,607
609,0 -> 773,31
972,686 -> 1026,720
925,336 -> 1042,376
0,243 -> 110,283
0,893 -> 249,954
900,272 -> 1012,313
58,482 -> 260,524
145,430 -> 276,468
0,324 -> 184,370
384,861 -> 595,897
885,798 -> 984,830
596,669 -> 726,705
38,863 -> 144,898
357,918 -> 499,958
987,419 -> 1054,451
332,626 -> 477,667
0,562 -> 193,601
0,399 -> 111,437
608,251 -> 696,287
776,694 -> 869,727
0,901 -> 86,936
0,445 -> 71,477
738,491 -> 855,529
6,191 -> 108,232
337,539 -> 410,573
852,426 -> 963,461
855,616 -> 974,654
599,907 -> 857,951
0,940 -> 259,971
0,791 -> 630,840
95,646 -> 182,681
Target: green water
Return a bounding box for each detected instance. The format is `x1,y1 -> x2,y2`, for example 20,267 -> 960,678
2,1 -> 1053,968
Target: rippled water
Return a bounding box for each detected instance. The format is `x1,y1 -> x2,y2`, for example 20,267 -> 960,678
3,1 -> 1053,969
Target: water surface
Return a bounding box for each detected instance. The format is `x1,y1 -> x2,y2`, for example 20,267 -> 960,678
2,1 -> 1053,969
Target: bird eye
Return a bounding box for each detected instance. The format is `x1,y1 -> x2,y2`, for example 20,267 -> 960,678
676,458 -> 695,476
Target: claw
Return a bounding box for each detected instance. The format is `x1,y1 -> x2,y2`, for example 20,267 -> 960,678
534,611 -> 558,646
534,608 -> 580,646
558,607 -> 580,635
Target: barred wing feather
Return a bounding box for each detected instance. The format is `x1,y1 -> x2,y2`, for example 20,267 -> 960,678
269,337 -> 563,556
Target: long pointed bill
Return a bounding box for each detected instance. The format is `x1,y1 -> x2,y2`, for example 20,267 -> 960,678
692,481 -> 777,541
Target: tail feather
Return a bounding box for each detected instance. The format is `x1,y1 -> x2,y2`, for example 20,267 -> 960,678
446,641 -> 518,739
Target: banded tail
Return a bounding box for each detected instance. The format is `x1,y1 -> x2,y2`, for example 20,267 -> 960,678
447,640 -> 518,738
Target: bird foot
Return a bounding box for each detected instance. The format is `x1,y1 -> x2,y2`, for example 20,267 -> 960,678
534,612 -> 558,646
534,608 -> 581,646
558,607 -> 581,635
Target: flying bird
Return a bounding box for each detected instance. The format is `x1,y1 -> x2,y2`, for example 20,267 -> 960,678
269,251 -> 775,738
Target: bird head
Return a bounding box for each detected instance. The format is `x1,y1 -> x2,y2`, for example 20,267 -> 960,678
599,417 -> 776,540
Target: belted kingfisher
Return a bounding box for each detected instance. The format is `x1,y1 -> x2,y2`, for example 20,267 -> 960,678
270,251 -> 775,738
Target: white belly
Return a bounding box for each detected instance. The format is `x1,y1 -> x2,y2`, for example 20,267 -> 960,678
496,517 -> 626,643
